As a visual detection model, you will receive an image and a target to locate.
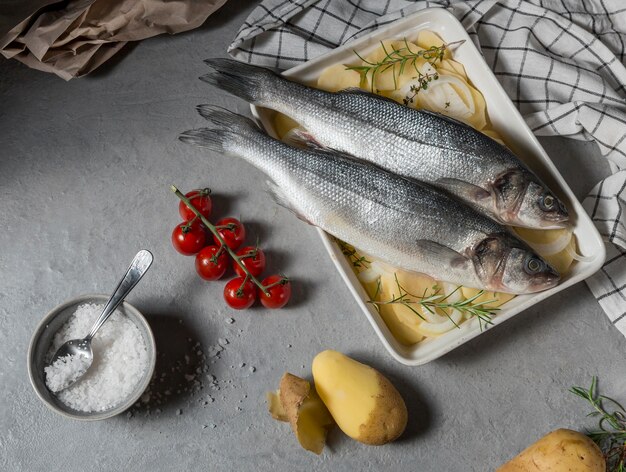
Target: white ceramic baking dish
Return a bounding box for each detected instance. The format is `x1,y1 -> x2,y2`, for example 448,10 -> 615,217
250,7 -> 606,365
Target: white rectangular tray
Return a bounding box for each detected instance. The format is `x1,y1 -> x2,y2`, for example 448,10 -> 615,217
251,7 -> 606,365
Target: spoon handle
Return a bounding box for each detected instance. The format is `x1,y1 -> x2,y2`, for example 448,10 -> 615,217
85,250 -> 153,341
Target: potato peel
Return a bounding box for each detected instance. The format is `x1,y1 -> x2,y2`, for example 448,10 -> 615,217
267,389 -> 288,422
268,373 -> 335,455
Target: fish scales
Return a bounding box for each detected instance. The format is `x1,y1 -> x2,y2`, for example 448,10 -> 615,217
200,58 -> 569,230
180,106 -> 560,294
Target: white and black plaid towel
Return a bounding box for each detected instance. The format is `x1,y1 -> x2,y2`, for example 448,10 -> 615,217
229,0 -> 626,335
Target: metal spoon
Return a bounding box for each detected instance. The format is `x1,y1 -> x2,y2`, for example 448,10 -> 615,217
47,250 -> 153,392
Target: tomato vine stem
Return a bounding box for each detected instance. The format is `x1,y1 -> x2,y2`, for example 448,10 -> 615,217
171,185 -> 271,296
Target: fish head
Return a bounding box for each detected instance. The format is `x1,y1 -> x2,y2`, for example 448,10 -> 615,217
471,233 -> 560,294
493,172 -> 569,229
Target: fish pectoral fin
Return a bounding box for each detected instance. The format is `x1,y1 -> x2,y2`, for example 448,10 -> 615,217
437,178 -> 491,201
415,240 -> 468,269
266,180 -> 313,225
285,128 -> 326,151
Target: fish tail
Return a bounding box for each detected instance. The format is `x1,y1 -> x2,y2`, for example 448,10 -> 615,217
179,105 -> 262,153
200,58 -> 277,104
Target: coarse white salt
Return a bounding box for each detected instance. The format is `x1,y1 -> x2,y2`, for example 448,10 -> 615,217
44,303 -> 149,412
44,354 -> 90,393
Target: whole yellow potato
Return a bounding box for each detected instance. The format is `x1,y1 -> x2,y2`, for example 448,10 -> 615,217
312,350 -> 407,445
497,429 -> 606,472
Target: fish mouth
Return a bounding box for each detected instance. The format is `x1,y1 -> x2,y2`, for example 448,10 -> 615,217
509,212 -> 570,230
527,266 -> 561,293
534,210 -> 570,229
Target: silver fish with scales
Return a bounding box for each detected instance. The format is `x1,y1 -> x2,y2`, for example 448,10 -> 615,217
180,106 -> 559,294
200,58 -> 569,230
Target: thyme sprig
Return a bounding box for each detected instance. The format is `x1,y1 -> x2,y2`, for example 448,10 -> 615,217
570,377 -> 626,472
369,273 -> 498,331
335,239 -> 371,269
346,38 -> 463,94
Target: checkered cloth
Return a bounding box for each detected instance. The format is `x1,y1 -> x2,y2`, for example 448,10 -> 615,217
229,0 -> 626,335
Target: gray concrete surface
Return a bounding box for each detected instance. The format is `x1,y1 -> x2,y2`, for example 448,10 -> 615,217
1,2 -> 625,471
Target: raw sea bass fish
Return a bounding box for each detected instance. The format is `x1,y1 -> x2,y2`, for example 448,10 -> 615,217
200,58 -> 569,230
180,106 -> 559,294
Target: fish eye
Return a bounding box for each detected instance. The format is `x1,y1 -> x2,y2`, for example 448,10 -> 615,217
539,193 -> 555,211
524,256 -> 544,274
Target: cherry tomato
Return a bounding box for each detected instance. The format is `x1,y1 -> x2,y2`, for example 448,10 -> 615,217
195,245 -> 228,281
233,246 -> 266,277
223,277 -> 256,310
213,217 -> 245,250
259,275 -> 291,309
171,220 -> 207,256
179,189 -> 212,221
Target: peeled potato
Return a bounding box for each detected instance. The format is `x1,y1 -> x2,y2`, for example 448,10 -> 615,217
467,83 -> 488,130
377,270 -> 436,338
274,113 -> 300,139
438,58 -> 468,79
375,276 -> 424,345
316,63 -> 361,92
482,128 -> 506,146
312,350 -> 407,445
461,287 -> 515,308
497,429 -> 605,472
364,40 -> 427,91
415,30 -> 452,59
378,303 -> 425,345
271,373 -> 335,455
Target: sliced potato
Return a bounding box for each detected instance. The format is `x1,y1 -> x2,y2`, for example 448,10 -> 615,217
415,30 -> 451,59
514,227 -> 576,275
363,40 -> 427,91
277,373 -> 335,455
461,287 -> 515,308
390,269 -> 437,298
439,58 -> 468,79
378,304 -> 425,345
497,429 -> 605,472
376,276 -> 424,345
316,63 -> 361,92
312,350 -> 407,445
273,113 -> 300,139
467,83 -> 488,130
481,128 -> 506,146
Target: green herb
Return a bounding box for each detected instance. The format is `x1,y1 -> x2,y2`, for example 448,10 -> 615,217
346,38 -> 463,97
368,273 -> 498,331
570,377 -> 626,471
335,239 -> 371,269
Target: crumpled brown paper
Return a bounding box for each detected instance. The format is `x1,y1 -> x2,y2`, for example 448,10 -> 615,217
0,0 -> 227,80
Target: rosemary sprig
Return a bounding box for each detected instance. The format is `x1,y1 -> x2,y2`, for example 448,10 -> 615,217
346,38 -> 463,94
369,273 -> 498,331
335,239 -> 371,269
570,377 -> 626,471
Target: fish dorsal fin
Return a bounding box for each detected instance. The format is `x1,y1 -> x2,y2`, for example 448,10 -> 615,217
339,87 -> 373,95
436,177 -> 492,201
266,180 -> 313,225
415,240 -> 469,269
338,87 -> 400,104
